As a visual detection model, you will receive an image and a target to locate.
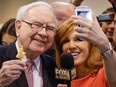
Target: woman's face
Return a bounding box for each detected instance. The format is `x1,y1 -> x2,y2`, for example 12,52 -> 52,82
2,33 -> 16,45
62,31 -> 90,67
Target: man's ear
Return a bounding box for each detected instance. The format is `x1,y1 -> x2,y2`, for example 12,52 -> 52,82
15,20 -> 22,37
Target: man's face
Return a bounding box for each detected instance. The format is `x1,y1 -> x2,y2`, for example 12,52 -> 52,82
101,13 -> 115,42
15,7 -> 57,58
113,14 -> 116,44
102,21 -> 115,41
56,4 -> 74,26
2,33 -> 16,45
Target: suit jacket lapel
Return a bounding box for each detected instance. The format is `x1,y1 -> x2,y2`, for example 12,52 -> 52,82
15,72 -> 29,87
40,54 -> 56,87
6,41 -> 17,60
41,55 -> 49,87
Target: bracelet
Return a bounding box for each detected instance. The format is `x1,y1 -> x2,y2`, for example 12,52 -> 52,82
100,42 -> 113,59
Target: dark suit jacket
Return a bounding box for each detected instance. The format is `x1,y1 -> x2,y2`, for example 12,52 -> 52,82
0,42 -> 57,87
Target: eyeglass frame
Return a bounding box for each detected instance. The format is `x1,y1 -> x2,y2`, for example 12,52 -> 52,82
22,20 -> 57,36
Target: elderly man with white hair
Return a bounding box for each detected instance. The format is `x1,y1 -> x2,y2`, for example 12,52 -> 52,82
0,1 -> 58,87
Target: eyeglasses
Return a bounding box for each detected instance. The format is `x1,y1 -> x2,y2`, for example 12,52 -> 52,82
22,20 -> 57,36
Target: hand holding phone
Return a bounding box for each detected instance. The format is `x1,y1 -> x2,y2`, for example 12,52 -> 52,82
75,6 -> 93,21
74,6 -> 93,41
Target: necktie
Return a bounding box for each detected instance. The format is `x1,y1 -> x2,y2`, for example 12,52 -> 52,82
25,61 -> 34,87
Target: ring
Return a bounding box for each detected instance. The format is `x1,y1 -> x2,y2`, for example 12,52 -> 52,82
17,74 -> 20,78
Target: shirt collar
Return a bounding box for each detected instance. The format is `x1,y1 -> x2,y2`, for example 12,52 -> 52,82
15,40 -> 41,71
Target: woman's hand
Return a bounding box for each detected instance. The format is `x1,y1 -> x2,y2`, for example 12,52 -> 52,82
71,14 -> 110,52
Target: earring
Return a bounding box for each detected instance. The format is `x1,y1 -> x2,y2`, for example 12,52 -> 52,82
17,34 -> 19,37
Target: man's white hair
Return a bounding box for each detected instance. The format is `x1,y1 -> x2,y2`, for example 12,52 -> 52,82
16,1 -> 53,20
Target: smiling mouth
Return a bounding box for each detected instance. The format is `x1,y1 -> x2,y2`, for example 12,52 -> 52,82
35,39 -> 46,44
107,32 -> 113,36
71,52 -> 80,56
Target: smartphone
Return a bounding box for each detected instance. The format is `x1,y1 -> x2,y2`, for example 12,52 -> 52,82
74,6 -> 93,41
75,6 -> 93,21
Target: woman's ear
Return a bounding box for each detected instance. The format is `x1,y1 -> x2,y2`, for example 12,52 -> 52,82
15,20 -> 22,37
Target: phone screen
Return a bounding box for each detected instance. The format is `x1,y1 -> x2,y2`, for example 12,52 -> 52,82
74,6 -> 93,41
75,6 -> 92,21
77,11 -> 88,17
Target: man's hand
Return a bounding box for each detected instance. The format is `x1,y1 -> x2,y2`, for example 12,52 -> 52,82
70,0 -> 84,6
0,60 -> 26,87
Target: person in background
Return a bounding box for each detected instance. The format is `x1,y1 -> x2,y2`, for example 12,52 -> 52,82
70,0 -> 84,6
100,7 -> 116,49
0,24 -> 2,28
101,7 -> 115,40
0,1 -> 58,87
44,2 -> 75,57
113,14 -> 116,51
55,14 -> 116,87
0,18 -> 16,45
51,2 -> 75,26
107,0 -> 116,51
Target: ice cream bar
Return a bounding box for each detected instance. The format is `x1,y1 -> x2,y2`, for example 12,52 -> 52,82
16,45 -> 24,59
